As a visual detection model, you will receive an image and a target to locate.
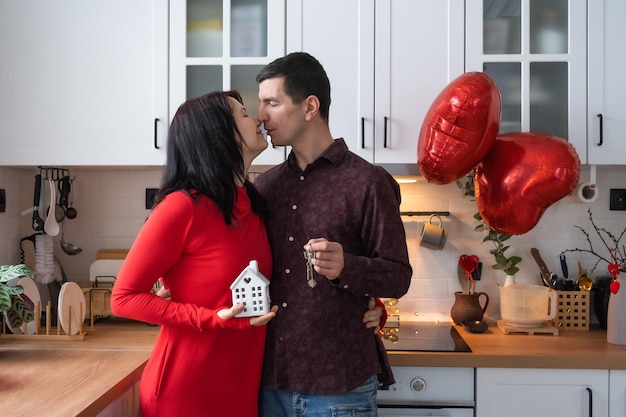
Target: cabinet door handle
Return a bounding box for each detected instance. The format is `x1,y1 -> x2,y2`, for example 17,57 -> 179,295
383,116 -> 388,148
361,117 -> 365,149
586,387 -> 592,417
597,114 -> 603,146
154,118 -> 160,149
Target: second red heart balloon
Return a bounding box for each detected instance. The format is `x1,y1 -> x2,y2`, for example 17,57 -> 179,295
475,132 -> 580,235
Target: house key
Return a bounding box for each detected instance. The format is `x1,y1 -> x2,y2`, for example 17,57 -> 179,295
303,250 -> 317,288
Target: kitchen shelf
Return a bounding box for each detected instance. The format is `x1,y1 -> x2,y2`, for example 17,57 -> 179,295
400,211 -> 450,217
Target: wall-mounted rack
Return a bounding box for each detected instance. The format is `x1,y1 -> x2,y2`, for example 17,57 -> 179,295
400,211 -> 450,217
38,165 -> 73,181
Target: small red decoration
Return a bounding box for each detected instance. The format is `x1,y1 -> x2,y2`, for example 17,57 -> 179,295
459,254 -> 479,276
608,263 -> 620,276
610,280 -> 621,294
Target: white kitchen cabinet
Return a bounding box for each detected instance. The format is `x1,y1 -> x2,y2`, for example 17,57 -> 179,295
610,370 -> 626,417
476,368 -> 609,417
169,0 -> 287,166
466,0 -> 587,164
0,0 -> 168,166
587,0 -> 626,165
286,0 -> 465,165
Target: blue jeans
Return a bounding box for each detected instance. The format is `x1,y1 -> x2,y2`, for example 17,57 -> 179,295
260,375 -> 378,417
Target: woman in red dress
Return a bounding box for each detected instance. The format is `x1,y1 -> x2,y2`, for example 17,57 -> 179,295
111,91 -> 276,417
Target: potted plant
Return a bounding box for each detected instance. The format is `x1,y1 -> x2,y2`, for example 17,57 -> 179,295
0,264 -> 36,330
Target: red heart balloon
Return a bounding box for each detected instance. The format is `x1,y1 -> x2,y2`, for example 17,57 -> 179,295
475,132 -> 580,235
418,72 -> 501,184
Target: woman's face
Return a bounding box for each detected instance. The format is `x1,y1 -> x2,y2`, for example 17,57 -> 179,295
228,96 -> 268,161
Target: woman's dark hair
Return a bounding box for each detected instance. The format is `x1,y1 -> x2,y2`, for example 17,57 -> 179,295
256,52 -> 331,122
155,90 -> 264,225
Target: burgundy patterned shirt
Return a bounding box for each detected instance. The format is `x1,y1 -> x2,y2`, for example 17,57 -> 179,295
254,138 -> 412,394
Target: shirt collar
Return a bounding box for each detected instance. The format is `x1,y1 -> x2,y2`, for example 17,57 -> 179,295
287,138 -> 348,172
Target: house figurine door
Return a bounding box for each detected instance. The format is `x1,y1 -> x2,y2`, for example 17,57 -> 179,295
230,260 -> 270,317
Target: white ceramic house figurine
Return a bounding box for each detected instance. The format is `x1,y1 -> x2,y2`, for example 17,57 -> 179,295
230,260 -> 270,317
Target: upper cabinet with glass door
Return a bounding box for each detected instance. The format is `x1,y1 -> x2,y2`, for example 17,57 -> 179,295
170,0 -> 286,165
466,0 -> 587,164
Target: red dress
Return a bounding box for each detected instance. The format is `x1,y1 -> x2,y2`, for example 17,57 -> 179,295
111,188 -> 272,417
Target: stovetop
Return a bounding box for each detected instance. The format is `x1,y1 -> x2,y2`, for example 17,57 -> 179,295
380,322 -> 471,352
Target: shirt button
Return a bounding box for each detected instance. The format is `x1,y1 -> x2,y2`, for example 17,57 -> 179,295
343,284 -> 349,289
365,293 -> 370,297
279,336 -> 285,342
288,236 -> 294,242
299,175 -> 305,181
285,268 -> 290,274
291,204 -> 297,210
282,302 -> 287,308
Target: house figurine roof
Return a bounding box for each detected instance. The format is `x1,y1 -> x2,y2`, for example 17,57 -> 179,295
230,260 -> 270,317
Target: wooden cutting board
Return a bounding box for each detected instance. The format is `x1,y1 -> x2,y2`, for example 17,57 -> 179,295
96,248 -> 129,260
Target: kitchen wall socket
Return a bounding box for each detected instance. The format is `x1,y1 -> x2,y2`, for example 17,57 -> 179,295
145,188 -> 159,210
610,188 -> 626,211
0,189 -> 5,212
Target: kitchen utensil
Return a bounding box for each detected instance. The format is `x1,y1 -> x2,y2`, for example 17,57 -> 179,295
457,262 -> 468,294
31,174 -> 45,231
500,284 -> 558,327
470,262 -> 483,294
46,195 -> 65,223
577,260 -> 593,290
530,247 -> 555,288
58,176 -> 70,208
60,222 -> 82,255
43,179 -> 60,236
65,178 -> 77,219
559,254 -> 569,278
419,214 -> 447,250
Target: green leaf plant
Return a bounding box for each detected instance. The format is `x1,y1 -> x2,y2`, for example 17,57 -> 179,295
0,264 -> 36,329
457,171 -> 522,277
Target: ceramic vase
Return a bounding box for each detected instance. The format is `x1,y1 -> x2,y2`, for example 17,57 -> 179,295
503,274 -> 516,287
607,277 -> 626,345
450,292 -> 490,325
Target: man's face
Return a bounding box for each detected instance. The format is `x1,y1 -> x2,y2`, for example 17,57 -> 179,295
257,77 -> 306,147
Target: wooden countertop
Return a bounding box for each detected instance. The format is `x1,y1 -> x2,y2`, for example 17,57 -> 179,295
0,318 -> 158,417
3,319 -> 626,416
388,323 -> 626,369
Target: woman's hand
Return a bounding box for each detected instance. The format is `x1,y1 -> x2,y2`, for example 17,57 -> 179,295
218,304 -> 278,326
362,298 -> 385,333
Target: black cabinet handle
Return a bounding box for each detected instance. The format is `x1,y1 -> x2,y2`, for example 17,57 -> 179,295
383,116 -> 388,148
154,118 -> 160,149
586,387 -> 592,417
361,117 -> 365,149
597,114 -> 603,146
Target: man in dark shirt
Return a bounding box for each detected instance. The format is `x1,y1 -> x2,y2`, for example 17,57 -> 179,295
255,52 -> 412,416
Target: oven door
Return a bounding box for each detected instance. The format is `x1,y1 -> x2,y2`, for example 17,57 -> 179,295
377,407 -> 474,416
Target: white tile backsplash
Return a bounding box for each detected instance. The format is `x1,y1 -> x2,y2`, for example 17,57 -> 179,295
1,165 -> 625,322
